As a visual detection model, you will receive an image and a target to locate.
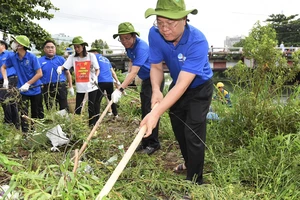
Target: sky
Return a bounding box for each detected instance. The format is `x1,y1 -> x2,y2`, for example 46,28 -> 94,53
37,0 -> 300,49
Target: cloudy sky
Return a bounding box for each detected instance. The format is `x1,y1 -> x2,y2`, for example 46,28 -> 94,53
37,0 -> 300,49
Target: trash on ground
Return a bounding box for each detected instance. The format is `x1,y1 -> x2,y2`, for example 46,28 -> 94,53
0,185 -> 19,200
104,154 -> 118,165
56,109 -> 69,118
46,125 -> 70,152
206,112 -> 220,121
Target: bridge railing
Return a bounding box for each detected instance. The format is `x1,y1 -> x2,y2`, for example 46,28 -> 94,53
209,47 -> 243,54
210,47 -> 300,54
63,47 -> 300,57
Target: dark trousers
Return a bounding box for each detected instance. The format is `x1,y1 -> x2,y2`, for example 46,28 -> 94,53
95,82 -> 118,118
42,82 -> 68,111
140,78 -> 164,148
75,90 -> 98,126
169,79 -> 213,184
20,93 -> 44,133
0,76 -> 19,129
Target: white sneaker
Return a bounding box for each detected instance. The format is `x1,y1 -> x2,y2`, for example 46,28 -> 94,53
108,112 -> 113,116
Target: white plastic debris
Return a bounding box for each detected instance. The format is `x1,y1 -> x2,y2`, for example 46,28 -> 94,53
0,185 -> 19,200
118,145 -> 125,154
104,154 -> 118,165
84,164 -> 93,174
46,125 -> 70,152
206,112 -> 220,121
56,109 -> 69,117
78,161 -> 93,174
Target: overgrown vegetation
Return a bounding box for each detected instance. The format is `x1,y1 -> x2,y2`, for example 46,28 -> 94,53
0,22 -> 300,199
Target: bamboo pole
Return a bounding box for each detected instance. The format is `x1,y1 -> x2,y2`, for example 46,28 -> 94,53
73,100 -> 113,162
95,104 -> 158,200
96,125 -> 147,200
72,149 -> 79,173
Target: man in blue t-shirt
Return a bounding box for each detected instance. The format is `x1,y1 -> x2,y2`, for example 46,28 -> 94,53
140,0 -> 213,186
39,40 -> 74,111
111,22 -> 164,155
0,40 -> 19,128
88,48 -> 120,119
1,35 -> 44,133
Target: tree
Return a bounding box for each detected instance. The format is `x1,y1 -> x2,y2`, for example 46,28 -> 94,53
0,0 -> 59,50
265,14 -> 300,46
56,42 -> 71,56
91,39 -> 112,54
233,39 -> 245,47
224,22 -> 300,138
227,22 -> 299,99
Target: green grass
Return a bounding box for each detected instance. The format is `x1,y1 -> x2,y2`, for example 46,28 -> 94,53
0,82 -> 299,199
2,24 -> 300,199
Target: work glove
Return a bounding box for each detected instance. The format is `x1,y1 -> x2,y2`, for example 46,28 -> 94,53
56,66 -> 63,75
68,87 -> 75,96
20,83 -> 31,92
111,89 -> 122,103
3,79 -> 8,89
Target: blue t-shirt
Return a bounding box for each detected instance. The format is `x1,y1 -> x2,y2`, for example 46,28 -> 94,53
96,54 -> 113,83
39,55 -> 66,84
0,51 -> 17,80
5,51 -> 42,95
126,37 -> 150,81
148,24 -> 213,88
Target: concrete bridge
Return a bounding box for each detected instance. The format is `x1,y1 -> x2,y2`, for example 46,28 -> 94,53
100,46 -> 298,72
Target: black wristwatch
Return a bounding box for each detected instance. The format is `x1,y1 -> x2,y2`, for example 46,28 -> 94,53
119,87 -> 124,92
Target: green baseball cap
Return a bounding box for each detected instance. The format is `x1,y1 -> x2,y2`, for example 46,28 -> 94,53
12,35 -> 31,49
113,22 -> 140,39
88,48 -> 100,53
145,0 -> 198,19
69,36 -> 88,47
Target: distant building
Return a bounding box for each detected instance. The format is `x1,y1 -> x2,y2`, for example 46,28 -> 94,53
224,35 -> 245,47
51,33 -> 73,44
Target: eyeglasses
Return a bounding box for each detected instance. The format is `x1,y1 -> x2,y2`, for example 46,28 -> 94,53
153,19 -> 182,30
118,36 -> 132,42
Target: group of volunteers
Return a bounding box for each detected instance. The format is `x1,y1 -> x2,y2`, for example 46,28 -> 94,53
0,35 -> 123,132
1,0 -> 220,191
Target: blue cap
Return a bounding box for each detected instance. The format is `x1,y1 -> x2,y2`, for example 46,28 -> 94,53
66,47 -> 73,55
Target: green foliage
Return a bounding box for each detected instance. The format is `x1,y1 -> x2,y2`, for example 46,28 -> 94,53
233,39 -> 245,47
0,153 -> 23,173
265,14 -> 300,46
227,22 -> 299,98
0,0 -> 59,50
114,70 -> 125,83
91,39 -> 111,54
207,21 -> 300,199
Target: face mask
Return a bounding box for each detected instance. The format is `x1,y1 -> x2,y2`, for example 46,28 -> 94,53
11,42 -> 19,51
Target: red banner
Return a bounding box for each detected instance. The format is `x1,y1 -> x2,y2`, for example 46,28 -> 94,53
75,61 -> 91,83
